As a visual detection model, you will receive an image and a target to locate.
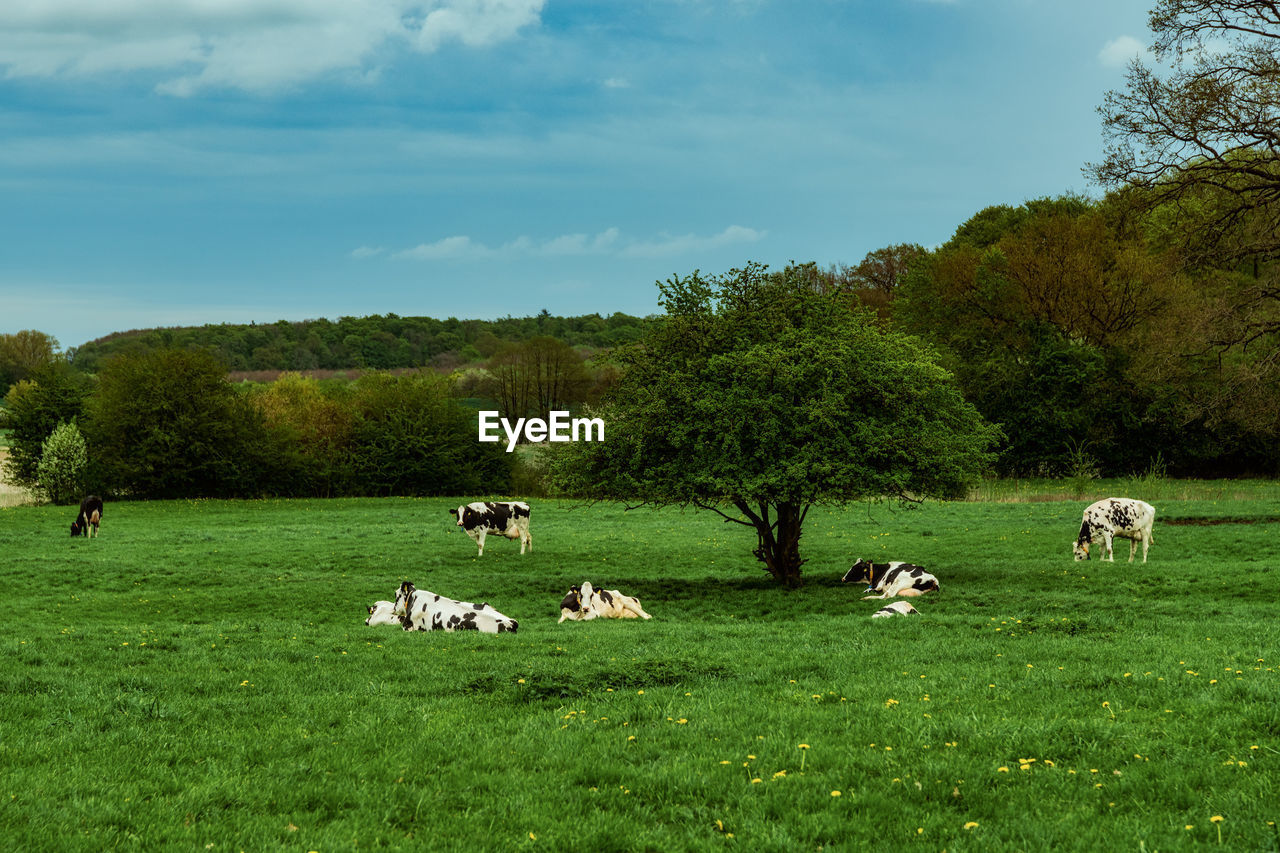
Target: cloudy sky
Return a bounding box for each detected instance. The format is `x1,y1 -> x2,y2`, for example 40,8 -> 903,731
0,0 -> 1152,350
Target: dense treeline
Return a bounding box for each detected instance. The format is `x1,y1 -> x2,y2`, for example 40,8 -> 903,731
2,352 -> 512,501
67,311 -> 654,374
831,193 -> 1279,478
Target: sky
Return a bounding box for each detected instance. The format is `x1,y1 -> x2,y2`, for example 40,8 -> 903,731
0,0 -> 1155,351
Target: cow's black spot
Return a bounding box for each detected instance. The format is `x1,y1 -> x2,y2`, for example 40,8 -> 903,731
599,590 -> 614,606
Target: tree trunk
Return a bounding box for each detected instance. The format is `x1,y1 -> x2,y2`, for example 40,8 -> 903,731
736,500 -> 808,587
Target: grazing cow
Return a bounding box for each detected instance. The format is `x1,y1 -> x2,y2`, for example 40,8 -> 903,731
365,600 -> 402,626
449,501 -> 532,556
871,601 -> 920,619
558,581 -> 652,623
1073,497 -> 1155,562
394,581 -> 518,634
842,559 -> 940,600
70,495 -> 104,538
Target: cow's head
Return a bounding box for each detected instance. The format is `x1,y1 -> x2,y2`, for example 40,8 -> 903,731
394,581 -> 417,626
842,559 -> 873,585
70,521 -> 82,537
448,506 -> 469,527
560,586 -> 582,612
1073,541 -> 1090,561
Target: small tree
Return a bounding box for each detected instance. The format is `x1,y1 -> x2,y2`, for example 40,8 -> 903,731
551,263 -> 1000,587
35,421 -> 87,505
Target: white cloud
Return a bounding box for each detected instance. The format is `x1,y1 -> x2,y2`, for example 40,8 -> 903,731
1098,35 -> 1146,68
350,245 -> 386,259
621,225 -> 766,258
393,235 -> 490,259
0,0 -> 545,95
379,225 -> 763,261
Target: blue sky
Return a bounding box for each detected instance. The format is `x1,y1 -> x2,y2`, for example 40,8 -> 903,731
0,0 -> 1153,351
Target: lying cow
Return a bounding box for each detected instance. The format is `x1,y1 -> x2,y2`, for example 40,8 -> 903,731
558,581 -> 652,623
842,559 -> 940,600
70,495 -> 104,538
871,601 -> 919,619
365,600 -> 402,626
1073,497 -> 1155,562
449,501 -> 532,556
394,581 -> 518,634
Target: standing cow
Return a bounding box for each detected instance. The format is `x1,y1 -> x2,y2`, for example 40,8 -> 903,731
70,495 -> 104,538
1073,498 -> 1155,562
449,501 -> 532,555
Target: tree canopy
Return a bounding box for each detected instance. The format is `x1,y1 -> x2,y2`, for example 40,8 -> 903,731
551,263 -> 1000,586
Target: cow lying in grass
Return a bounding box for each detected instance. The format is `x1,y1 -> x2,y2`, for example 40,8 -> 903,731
558,581 -> 652,623
842,559 -> 939,600
1073,497 -> 1155,563
70,495 -> 103,538
365,600 -> 402,626
871,601 -> 919,619
394,581 -> 518,633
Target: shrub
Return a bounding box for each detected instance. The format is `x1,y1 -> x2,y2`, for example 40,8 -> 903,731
35,421 -> 87,505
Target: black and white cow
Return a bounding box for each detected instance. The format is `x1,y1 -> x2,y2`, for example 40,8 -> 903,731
842,559 -> 940,600
1073,497 -> 1155,562
394,581 -> 518,634
558,581 -> 652,623
871,601 -> 920,619
70,495 -> 104,538
364,600 -> 402,626
449,501 -> 532,556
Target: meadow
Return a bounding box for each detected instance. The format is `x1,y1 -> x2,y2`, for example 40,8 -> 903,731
1,488 -> 1278,852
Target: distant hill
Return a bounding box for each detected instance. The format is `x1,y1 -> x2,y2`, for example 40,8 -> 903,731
69,311 -> 656,374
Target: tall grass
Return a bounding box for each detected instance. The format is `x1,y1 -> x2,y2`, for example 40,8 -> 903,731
1,495 -> 1278,851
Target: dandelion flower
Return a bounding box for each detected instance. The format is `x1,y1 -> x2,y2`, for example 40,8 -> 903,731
963,821 -> 979,830
830,790 -> 841,797
1211,816 -> 1223,823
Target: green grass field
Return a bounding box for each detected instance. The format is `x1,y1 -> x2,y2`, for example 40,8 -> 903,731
2,492 -> 1278,851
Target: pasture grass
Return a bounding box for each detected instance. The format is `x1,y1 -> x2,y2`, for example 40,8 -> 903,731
1,494 -> 1278,851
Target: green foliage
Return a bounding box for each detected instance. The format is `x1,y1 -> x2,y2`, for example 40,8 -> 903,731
69,312 -> 656,374
0,362 -> 93,490
34,421 -> 88,505
0,329 -> 60,395
81,348 -> 274,499
896,194 -> 1280,478
344,371 -> 511,496
553,263 -> 1000,583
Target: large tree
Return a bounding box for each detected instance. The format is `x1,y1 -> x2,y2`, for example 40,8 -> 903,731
551,263 -> 999,587
1093,0 -> 1280,262
1091,0 -> 1280,435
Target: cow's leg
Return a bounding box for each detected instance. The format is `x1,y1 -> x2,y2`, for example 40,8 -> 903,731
1141,529 -> 1151,563
476,529 -> 486,556
1128,538 -> 1137,563
1102,533 -> 1115,561
624,598 -> 652,619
